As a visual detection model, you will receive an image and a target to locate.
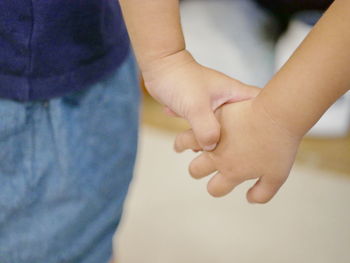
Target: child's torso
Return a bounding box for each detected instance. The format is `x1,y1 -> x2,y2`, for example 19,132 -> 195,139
0,0 -> 129,101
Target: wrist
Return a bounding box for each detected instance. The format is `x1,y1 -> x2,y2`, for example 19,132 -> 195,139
252,94 -> 307,140
141,49 -> 196,84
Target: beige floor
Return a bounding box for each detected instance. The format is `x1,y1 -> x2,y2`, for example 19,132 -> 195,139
114,124 -> 350,263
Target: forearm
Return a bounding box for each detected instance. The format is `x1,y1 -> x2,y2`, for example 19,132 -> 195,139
256,0 -> 350,137
119,0 -> 186,72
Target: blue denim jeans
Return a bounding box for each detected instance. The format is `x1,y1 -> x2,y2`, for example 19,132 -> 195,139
0,52 -> 140,263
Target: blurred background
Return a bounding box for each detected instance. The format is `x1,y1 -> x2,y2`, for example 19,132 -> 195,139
115,0 -> 350,262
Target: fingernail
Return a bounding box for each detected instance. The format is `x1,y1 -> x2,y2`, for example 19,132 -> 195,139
203,143 -> 217,151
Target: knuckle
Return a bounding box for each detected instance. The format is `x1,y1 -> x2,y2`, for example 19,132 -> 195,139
201,129 -> 220,146
187,104 -> 205,116
224,174 -> 237,184
223,166 -> 235,176
266,175 -> 286,187
222,166 -> 240,180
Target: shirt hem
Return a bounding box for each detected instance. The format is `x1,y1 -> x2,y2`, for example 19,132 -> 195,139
0,44 -> 131,101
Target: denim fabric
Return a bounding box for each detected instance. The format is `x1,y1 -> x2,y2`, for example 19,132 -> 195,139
0,52 -> 140,263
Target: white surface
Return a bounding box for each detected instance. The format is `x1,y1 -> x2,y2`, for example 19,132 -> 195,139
180,0 -> 275,88
116,126 -> 350,263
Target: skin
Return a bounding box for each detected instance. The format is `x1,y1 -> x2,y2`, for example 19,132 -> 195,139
175,0 -> 350,203
119,0 -> 259,151
174,100 -> 301,203
257,0 -> 350,137
102,1 -> 348,261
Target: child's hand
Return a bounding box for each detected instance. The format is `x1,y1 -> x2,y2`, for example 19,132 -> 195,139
174,99 -> 302,203
142,50 -> 259,151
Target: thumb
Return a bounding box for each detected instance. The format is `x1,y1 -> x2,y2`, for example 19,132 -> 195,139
241,84 -> 261,99
225,84 -> 261,104
187,107 -> 220,151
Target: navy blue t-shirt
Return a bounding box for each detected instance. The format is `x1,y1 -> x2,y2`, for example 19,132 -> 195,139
0,0 -> 130,101
255,0 -> 333,24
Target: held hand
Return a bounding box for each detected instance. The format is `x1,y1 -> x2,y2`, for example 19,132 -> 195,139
142,50 -> 260,151
174,99 -> 302,203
